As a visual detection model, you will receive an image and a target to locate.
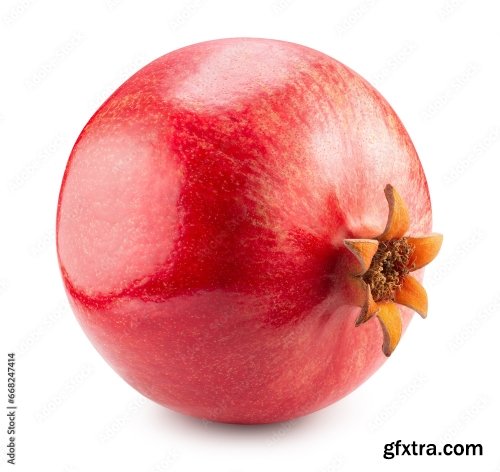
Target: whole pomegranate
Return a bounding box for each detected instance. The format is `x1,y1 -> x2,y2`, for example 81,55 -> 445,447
57,38 -> 441,424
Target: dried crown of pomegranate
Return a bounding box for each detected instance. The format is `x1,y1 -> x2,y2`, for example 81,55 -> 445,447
344,185 -> 442,357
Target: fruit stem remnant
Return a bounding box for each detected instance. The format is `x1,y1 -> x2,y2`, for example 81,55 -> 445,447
363,238 -> 413,302
344,185 -> 442,356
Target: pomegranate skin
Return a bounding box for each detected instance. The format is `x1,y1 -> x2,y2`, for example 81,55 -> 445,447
57,38 -> 431,424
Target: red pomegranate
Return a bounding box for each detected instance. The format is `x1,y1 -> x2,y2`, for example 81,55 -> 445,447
57,38 -> 441,424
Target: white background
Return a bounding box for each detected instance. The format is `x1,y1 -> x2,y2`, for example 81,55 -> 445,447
1,1 -> 499,471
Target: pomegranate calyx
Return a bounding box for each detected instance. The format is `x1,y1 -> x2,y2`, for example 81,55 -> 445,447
407,233 -> 443,270
343,239 -> 379,276
394,275 -> 428,318
376,301 -> 403,357
378,184 -> 410,240
343,185 -> 443,356
354,282 -> 379,326
362,237 -> 413,302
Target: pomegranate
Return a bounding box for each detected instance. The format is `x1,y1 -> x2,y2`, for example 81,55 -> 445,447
56,38 -> 441,424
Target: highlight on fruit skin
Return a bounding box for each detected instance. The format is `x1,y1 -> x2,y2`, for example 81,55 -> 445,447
344,185 -> 443,356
